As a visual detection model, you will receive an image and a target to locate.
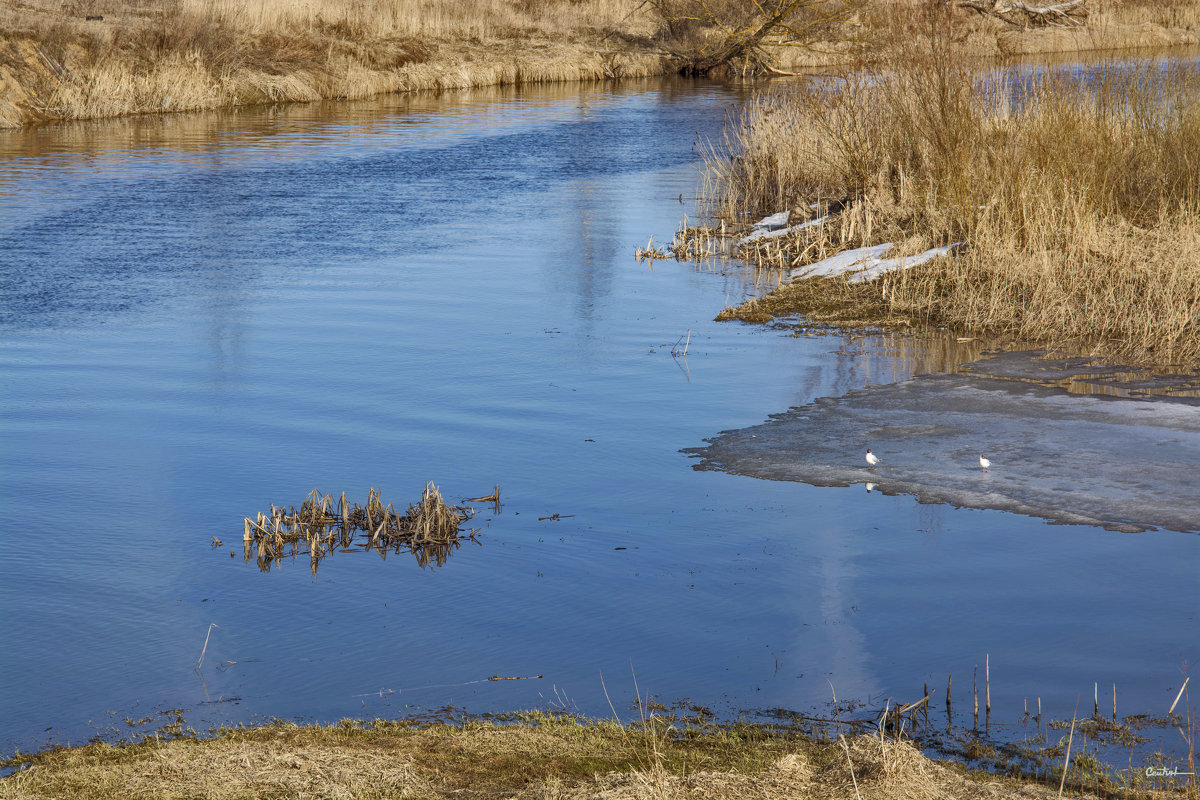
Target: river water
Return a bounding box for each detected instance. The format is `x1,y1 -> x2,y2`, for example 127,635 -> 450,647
0,76 -> 1196,761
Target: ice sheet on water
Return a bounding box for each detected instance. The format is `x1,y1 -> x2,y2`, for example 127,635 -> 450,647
686,353 -> 1200,533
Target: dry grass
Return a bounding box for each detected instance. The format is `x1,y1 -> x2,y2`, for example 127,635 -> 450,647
707,20 -> 1200,365
758,0 -> 1200,71
2,0 -> 1197,127
860,0 -> 1199,58
0,715 -> 1142,800
0,0 -> 666,126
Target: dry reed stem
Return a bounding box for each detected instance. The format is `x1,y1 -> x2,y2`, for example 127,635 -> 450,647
1170,677 -> 1191,717
1057,698 -> 1079,798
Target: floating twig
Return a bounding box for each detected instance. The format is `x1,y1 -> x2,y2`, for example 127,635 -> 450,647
195,623 -> 218,673
671,329 -> 691,358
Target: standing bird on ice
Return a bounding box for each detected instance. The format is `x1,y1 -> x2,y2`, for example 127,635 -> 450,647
979,455 -> 991,470
865,449 -> 879,468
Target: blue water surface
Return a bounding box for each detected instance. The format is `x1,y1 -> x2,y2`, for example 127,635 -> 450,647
0,77 -> 1196,759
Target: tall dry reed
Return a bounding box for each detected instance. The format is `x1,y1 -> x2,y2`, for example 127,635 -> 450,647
706,23 -> 1200,364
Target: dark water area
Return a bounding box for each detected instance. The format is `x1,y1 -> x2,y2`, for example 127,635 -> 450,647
1,76 -> 1196,772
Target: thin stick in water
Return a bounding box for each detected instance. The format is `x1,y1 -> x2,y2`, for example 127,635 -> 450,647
986,653 -> 991,723
1168,677 -> 1190,716
195,623 -> 219,672
1058,696 -> 1080,798
973,665 -> 978,729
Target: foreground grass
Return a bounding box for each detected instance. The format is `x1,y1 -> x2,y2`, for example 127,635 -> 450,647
2,711 -> 1176,800
708,24 -> 1200,365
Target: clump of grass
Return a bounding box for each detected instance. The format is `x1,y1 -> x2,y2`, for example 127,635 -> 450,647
244,485 -> 477,574
706,22 -> 1200,365
403,482 -> 467,545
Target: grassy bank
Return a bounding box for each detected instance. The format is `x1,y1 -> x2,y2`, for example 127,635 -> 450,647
2,711 -> 1185,799
2,0 -> 1198,128
0,0 -> 669,127
708,22 -> 1200,365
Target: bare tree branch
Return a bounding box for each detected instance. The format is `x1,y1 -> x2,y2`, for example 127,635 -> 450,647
647,0 -> 858,75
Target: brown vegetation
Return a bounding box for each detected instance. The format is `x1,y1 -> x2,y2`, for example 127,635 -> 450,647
759,0 -> 1200,73
2,0 -> 1198,127
645,0 -> 856,76
0,0 -> 667,127
242,485 -> 478,574
706,13 -> 1200,365
0,712 -> 1162,800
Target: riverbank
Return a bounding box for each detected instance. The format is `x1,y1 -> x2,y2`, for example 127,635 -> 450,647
1,711 -> 1185,799
705,36 -> 1200,366
0,0 -> 669,128
2,0 -> 1198,128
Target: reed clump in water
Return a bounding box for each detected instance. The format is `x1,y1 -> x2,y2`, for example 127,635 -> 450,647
705,28 -> 1200,365
243,485 -> 477,574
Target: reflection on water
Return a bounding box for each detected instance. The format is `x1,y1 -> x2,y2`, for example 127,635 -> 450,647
960,350 -> 1200,400
252,533 -> 472,575
746,323 -> 1200,401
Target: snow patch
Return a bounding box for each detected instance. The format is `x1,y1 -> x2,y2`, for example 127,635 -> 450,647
737,215 -> 832,247
787,242 -> 962,283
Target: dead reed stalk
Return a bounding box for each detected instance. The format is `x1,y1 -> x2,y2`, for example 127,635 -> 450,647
1057,696 -> 1079,798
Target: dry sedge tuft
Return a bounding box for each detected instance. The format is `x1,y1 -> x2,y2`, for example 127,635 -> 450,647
243,484 -> 477,573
